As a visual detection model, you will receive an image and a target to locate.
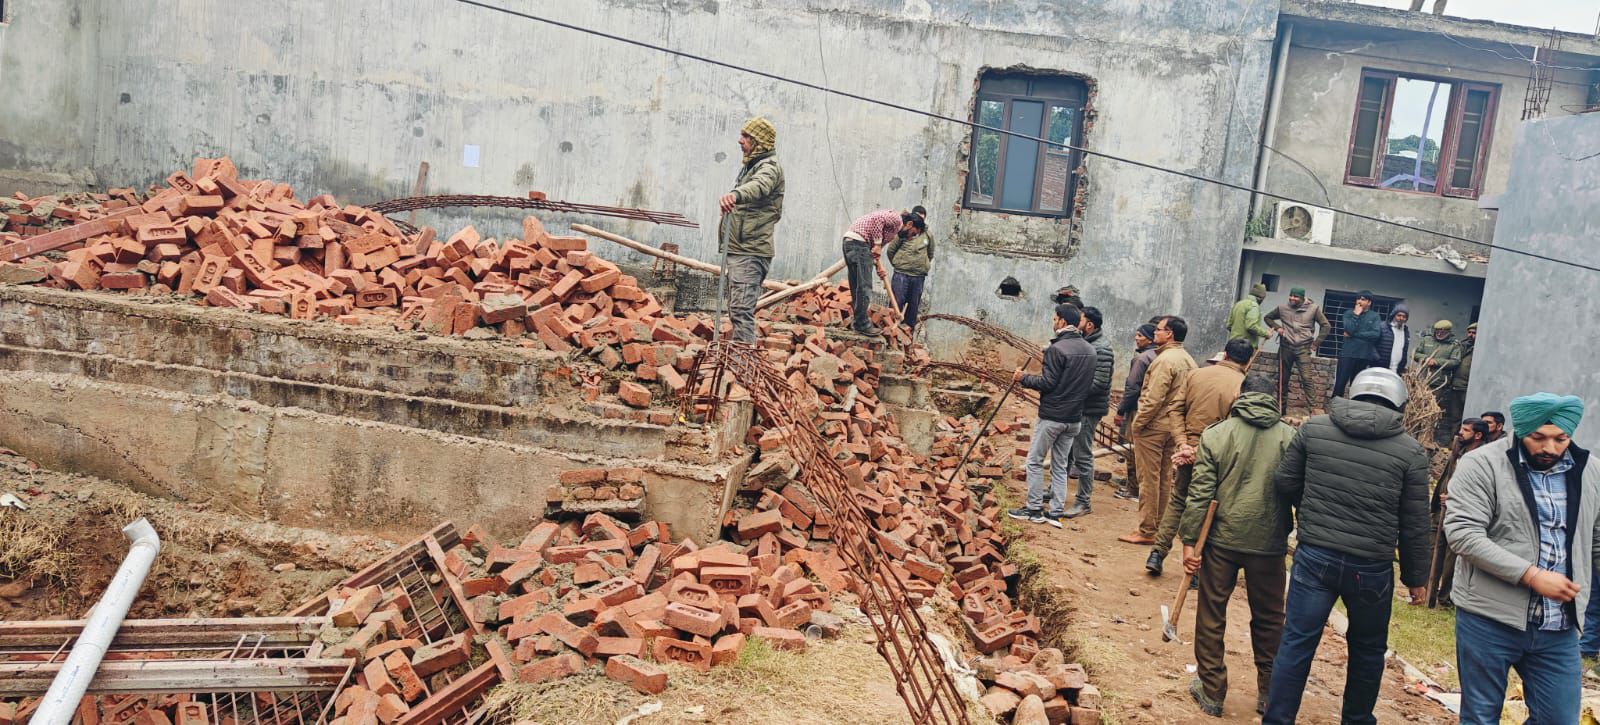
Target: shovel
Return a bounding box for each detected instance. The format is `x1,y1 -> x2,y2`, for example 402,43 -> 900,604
1161,500 -> 1218,642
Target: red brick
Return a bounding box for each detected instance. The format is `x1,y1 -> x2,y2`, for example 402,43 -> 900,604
332,585 -> 383,627
737,509 -> 784,539
663,602 -> 723,638
363,638 -> 420,662
751,626 -> 807,651
558,468 -> 606,485
533,611 -> 599,656
618,381 -> 652,408
711,632 -> 746,666
409,632 -> 471,677
579,268 -> 620,293
100,271 -> 148,290
383,651 -> 426,702
588,576 -> 645,606
595,636 -> 647,658
363,657 -> 399,698
652,636 -> 712,673
517,652 -> 585,684
773,600 -> 813,629
605,654 -> 667,695
699,566 -> 754,597
375,693 -> 410,723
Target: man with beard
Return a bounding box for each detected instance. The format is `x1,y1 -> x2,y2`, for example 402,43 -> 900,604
1113,323 -> 1160,500
1448,323 -> 1477,423
718,118 -> 784,344
1482,411 -> 1507,443
841,209 -> 925,337
1446,393 -> 1598,724
1426,418 -> 1489,607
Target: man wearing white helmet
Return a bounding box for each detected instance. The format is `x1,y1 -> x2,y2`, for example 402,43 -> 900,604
1262,367 -> 1431,724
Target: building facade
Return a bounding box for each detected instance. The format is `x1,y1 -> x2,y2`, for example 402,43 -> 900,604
1243,0 -> 1599,367
0,0 -> 1276,361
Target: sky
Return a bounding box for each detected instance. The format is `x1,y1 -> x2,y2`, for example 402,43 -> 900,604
1354,0 -> 1599,33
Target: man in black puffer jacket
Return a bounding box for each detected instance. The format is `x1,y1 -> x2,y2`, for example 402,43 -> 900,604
1263,367 -> 1430,725
1059,306 -> 1115,519
1007,304 -> 1097,528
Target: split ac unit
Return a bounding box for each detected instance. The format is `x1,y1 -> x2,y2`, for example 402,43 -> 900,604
1273,201 -> 1335,245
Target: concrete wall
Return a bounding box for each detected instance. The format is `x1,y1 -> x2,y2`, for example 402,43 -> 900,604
1262,20 -> 1593,255
1242,251 -> 1484,352
0,0 -> 101,193
0,0 -> 1277,363
1468,114 -> 1600,449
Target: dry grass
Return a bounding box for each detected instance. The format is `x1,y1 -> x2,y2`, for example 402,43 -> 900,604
0,509 -> 76,586
482,630 -> 913,725
1402,370 -> 1445,443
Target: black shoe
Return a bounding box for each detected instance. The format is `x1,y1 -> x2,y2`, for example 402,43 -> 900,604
1043,515 -> 1064,529
1145,550 -> 1164,576
1062,503 -> 1091,519
852,324 -> 883,337
1006,507 -> 1043,523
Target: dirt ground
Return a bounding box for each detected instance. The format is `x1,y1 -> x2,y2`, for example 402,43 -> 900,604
1006,458 -> 1451,724
0,449 -> 393,620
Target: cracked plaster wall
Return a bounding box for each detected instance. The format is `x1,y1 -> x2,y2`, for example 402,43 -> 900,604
0,0 -> 1276,360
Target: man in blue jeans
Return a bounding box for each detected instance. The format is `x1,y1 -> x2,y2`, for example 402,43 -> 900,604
1006,304 -> 1097,528
1445,393 -> 1599,723
1264,368 -> 1431,724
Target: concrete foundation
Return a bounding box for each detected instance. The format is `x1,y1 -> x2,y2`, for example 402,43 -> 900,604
0,286 -> 748,542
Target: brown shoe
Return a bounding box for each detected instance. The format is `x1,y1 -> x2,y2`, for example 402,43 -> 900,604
1118,533 -> 1155,545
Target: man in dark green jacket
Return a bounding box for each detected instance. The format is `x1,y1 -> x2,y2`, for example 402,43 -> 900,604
717,117 -> 784,344
1263,367 -> 1430,724
885,205 -> 933,333
1332,290 -> 1383,400
1180,387 -> 1297,717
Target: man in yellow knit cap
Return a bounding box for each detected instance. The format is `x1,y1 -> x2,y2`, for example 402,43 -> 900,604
717,118 -> 785,343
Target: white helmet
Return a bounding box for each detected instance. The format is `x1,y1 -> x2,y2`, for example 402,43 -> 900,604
1349,367 -> 1409,409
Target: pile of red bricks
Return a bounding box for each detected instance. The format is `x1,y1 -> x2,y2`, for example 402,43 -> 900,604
974,648 -> 1101,724
0,190 -> 133,239
439,513 -> 841,695
0,158 -> 681,350
544,466 -> 649,517
756,284 -> 913,348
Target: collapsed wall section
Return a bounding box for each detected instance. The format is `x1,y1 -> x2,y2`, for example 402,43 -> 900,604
0,286 -> 748,542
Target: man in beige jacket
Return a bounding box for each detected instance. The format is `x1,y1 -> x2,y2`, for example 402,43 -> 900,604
1121,316 -> 1198,545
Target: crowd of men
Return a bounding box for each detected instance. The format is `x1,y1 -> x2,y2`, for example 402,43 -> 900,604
718,119 -> 1596,723
997,293 -> 1591,722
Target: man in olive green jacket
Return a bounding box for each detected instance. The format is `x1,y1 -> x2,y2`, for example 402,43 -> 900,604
717,117 -> 785,344
1227,284 -> 1273,348
1179,389 -> 1297,717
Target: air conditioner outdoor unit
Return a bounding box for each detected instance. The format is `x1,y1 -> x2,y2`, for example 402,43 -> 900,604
1273,201 -> 1335,245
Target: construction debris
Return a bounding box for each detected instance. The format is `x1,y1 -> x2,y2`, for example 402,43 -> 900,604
0,164 -> 1097,724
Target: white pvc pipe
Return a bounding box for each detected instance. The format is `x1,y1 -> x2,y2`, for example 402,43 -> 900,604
33,518 -> 161,725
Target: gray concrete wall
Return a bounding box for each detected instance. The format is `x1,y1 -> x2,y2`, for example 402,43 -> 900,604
1468,114 -> 1600,449
0,0 -> 1277,363
0,0 -> 101,193
1262,22 -> 1592,255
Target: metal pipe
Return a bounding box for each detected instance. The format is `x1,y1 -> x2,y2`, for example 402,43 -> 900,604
33,518 -> 161,725
1251,21 -> 1294,220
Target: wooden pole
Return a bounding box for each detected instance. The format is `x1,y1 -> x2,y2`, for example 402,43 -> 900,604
406,162 -> 429,226
756,258 -> 847,310
571,223 -> 803,293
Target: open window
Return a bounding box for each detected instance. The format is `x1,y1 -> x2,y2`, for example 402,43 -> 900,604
1345,70 -> 1498,199
965,72 -> 1087,217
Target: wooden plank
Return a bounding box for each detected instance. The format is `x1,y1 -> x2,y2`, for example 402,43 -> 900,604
0,658 -> 354,696
0,617 -> 325,652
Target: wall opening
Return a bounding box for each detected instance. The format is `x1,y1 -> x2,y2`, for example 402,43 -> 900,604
997,277 -> 1023,299
1261,273 -> 1280,292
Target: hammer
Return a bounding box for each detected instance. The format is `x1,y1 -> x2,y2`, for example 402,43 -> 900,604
1160,500 -> 1218,643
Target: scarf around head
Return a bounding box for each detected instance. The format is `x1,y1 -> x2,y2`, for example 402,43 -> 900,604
741,117 -> 776,162
1510,392 -> 1585,438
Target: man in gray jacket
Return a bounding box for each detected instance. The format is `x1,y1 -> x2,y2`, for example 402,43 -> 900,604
1445,393 -> 1597,724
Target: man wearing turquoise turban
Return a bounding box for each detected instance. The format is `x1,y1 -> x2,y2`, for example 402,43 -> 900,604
1444,392 -> 1596,723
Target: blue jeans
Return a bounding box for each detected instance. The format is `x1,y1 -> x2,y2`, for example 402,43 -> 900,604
1581,567 -> 1600,657
1065,415 -> 1101,508
890,272 -> 925,332
1025,419 -> 1080,519
1263,543 -> 1393,725
1457,608 -> 1580,724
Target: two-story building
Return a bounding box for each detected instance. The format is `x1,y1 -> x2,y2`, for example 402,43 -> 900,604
1241,0 -> 1600,366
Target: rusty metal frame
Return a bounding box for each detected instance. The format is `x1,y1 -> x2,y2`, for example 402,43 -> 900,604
365,194 -> 698,233
919,314 -> 1041,361
689,340 -> 971,724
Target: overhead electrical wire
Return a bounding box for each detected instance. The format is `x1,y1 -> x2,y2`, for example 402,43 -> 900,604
452,0 -> 1600,274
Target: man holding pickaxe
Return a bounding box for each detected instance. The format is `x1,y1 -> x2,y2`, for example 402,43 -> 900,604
1176,383 -> 1297,717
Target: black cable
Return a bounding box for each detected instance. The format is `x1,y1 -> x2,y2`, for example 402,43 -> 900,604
452,0 -> 1600,274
